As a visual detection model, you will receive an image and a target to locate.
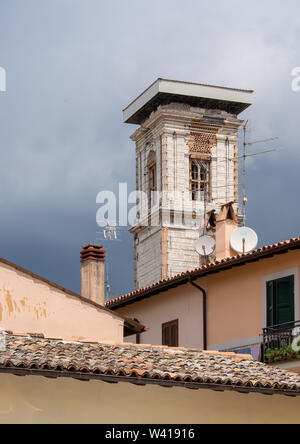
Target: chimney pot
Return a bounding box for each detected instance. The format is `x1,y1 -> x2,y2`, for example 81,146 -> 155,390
80,244 -> 105,306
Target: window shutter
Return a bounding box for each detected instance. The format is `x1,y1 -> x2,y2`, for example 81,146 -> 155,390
162,320 -> 178,347
266,275 -> 295,328
275,276 -> 294,326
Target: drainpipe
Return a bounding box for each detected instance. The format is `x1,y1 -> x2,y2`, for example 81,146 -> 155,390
189,277 -> 207,350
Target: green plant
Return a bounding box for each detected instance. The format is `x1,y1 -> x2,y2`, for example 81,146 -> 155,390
265,345 -> 300,363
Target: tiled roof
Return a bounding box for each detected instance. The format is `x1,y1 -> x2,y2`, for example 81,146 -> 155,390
106,236 -> 300,309
1,332 -> 300,397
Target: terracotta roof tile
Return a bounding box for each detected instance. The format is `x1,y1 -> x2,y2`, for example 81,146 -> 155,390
0,333 -> 300,397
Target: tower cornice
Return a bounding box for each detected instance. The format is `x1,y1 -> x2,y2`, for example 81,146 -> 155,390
131,104 -> 243,143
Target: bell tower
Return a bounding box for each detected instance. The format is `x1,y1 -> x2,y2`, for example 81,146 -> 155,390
124,79 -> 253,289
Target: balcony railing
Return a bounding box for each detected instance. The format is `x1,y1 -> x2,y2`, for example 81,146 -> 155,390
263,320 -> 300,363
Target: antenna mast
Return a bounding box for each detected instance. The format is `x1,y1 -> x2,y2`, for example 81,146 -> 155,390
96,222 -> 121,301
242,120 -> 248,224
241,122 -> 278,226
202,161 -> 209,236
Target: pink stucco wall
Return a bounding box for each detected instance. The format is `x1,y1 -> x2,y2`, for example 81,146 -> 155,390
0,260 -> 123,343
116,249 -> 300,351
205,249 -> 300,348
117,284 -> 204,348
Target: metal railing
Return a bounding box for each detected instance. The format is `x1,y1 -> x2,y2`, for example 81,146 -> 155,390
262,320 -> 300,363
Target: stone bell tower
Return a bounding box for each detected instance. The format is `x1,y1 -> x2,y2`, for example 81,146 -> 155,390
123,78 -> 253,289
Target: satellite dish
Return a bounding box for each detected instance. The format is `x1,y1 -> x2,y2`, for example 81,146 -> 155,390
230,227 -> 258,254
195,235 -> 216,257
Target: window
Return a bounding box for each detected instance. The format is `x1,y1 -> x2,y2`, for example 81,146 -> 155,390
190,159 -> 210,201
267,275 -> 295,327
148,163 -> 157,210
146,150 -> 158,212
162,320 -> 179,347
149,164 -> 157,193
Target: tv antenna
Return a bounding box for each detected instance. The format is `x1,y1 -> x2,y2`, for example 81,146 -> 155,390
96,221 -> 121,242
202,162 -> 209,236
95,222 -> 121,302
242,121 -> 279,224
104,257 -> 115,302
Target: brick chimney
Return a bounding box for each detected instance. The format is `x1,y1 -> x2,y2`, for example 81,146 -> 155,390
80,245 -> 105,306
215,203 -> 239,261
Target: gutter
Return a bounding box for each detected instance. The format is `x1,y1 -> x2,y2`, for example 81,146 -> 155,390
0,367 -> 297,398
189,277 -> 207,350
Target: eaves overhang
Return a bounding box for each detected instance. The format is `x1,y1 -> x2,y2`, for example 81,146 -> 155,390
107,237 -> 300,310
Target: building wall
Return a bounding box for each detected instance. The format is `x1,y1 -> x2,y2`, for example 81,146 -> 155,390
135,227 -> 162,288
115,249 -> 300,352
0,373 -> 299,424
0,260 -> 123,343
205,249 -> 300,350
117,285 -> 204,349
167,228 -> 201,276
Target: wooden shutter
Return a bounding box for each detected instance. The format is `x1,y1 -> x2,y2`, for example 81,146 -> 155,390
162,320 -> 178,347
275,276 -> 294,326
266,275 -> 295,327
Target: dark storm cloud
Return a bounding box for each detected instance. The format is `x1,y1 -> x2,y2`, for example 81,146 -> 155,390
0,0 -> 299,295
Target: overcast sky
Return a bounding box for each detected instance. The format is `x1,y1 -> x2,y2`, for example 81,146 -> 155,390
0,0 -> 299,297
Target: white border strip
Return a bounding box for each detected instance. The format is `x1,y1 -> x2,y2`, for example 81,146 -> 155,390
208,336 -> 262,352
